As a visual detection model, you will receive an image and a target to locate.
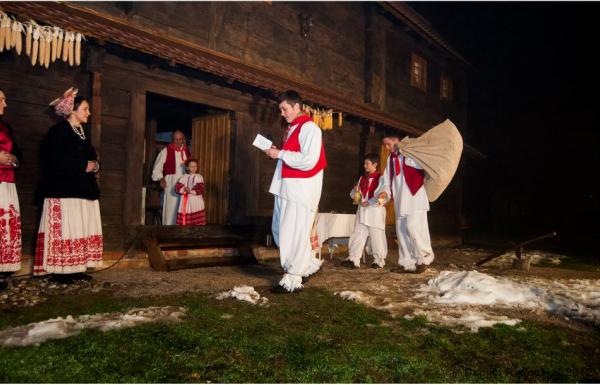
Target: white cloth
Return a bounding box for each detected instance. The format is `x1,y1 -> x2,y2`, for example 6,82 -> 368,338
175,174 -> 205,213
396,210 -> 434,270
314,213 -> 356,247
151,147 -> 187,225
269,120 -> 323,211
381,154 -> 429,216
34,198 -> 103,275
272,197 -> 322,291
269,119 -> 324,291
0,182 -> 21,272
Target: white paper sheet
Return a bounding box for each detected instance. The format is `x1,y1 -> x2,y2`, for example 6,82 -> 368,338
252,134 -> 273,151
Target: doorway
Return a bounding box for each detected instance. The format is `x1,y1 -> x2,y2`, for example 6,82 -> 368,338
143,92 -> 232,226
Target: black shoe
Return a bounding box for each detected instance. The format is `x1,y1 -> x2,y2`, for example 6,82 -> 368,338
270,285 -> 301,294
390,266 -> 410,274
341,260 -> 358,269
414,264 -> 428,274
370,263 -> 384,269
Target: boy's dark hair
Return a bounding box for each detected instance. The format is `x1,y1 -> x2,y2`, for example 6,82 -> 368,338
380,129 -> 401,141
364,153 -> 379,166
186,158 -> 199,167
277,90 -> 303,109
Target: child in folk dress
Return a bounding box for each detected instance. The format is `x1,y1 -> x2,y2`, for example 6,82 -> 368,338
175,159 -> 206,226
342,153 -> 389,269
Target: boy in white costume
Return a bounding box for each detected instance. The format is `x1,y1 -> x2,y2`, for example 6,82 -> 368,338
381,130 -> 434,273
265,90 -> 327,293
341,153 -> 389,269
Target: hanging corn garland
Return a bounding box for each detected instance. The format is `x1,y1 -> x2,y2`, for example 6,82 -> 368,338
303,104 -> 343,131
0,10 -> 85,68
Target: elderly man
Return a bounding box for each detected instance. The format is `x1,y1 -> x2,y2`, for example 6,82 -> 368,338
151,130 -> 190,225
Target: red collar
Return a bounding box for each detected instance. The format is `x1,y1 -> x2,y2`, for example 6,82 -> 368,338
289,114 -> 312,127
168,143 -> 187,152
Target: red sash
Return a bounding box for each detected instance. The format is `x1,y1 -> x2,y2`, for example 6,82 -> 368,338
281,115 -> 327,179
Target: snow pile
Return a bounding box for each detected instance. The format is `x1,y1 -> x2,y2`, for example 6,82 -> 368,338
418,271 -> 600,329
423,270 -> 544,307
0,306 -> 187,347
412,309 -> 521,333
216,285 -> 268,305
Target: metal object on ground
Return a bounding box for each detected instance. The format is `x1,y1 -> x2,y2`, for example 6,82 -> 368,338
474,231 -> 557,268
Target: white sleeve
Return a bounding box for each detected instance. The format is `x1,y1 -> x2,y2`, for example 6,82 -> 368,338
370,176 -> 390,205
279,122 -> 322,171
151,148 -> 167,181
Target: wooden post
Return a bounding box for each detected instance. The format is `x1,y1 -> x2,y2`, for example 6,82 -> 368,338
123,91 -> 146,225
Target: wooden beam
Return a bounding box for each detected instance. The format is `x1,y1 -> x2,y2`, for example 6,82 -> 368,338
123,91 -> 146,225
90,71 -> 102,151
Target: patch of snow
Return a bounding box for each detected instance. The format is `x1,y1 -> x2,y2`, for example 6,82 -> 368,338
335,290 -> 370,303
417,271 -> 600,330
414,309 -> 521,333
0,306 -> 187,347
485,250 -> 565,267
216,285 -> 268,306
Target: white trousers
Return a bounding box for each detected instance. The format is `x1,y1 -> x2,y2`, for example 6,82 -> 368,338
272,196 -> 322,291
396,210 -> 434,271
348,223 -> 387,267
162,174 -> 181,225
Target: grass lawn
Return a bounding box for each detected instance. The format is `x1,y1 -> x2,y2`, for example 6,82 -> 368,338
1,288 -> 599,383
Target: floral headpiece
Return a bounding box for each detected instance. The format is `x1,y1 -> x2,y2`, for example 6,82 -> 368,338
49,87 -> 78,117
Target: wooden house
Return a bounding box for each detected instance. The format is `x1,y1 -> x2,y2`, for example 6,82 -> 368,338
0,2 -> 476,269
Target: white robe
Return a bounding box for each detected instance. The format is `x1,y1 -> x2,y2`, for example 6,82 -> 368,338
269,119 -> 323,291
381,153 -> 434,270
151,147 -> 188,225
347,175 -> 388,267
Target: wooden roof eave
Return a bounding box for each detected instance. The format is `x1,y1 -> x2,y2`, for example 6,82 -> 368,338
0,1 -> 484,158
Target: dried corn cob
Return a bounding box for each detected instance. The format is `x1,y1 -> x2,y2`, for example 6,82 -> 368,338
2,16 -> 11,50
31,26 -> 39,66
38,28 -> 45,67
338,112 -> 342,128
68,32 -> 74,66
25,21 -> 32,57
62,31 -> 70,62
74,32 -> 81,66
0,14 -> 8,52
56,28 -> 63,59
50,27 -> 58,62
43,28 -> 51,68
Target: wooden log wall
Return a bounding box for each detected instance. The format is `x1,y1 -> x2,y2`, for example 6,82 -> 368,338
1,2 -> 470,252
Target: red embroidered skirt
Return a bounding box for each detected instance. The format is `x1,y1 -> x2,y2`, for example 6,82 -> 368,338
0,182 -> 22,272
34,198 -> 103,275
176,210 -> 206,226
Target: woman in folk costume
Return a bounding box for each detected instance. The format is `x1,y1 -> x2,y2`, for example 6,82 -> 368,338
341,153 -> 389,269
34,88 -> 103,282
381,130 -> 433,273
0,88 -> 23,289
265,90 -> 327,293
175,158 -> 206,226
151,130 -> 190,225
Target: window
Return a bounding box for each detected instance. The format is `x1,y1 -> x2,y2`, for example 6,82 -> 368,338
440,73 -> 453,101
410,53 -> 427,91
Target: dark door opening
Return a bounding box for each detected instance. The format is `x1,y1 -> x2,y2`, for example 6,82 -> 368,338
143,92 -> 231,226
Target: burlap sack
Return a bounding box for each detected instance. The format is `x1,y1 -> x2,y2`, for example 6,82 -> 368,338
397,119 -> 463,202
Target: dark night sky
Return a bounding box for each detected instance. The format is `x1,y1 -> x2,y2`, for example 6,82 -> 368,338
410,2 -> 600,254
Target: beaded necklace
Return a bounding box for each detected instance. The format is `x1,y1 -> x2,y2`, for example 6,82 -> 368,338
68,120 -> 86,140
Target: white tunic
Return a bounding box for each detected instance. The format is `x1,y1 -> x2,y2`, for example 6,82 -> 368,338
151,147 -> 188,225
269,120 -> 323,211
381,153 -> 429,216
349,174 -> 388,230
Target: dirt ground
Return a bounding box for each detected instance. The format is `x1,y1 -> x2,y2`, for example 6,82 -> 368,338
91,247 -> 600,332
